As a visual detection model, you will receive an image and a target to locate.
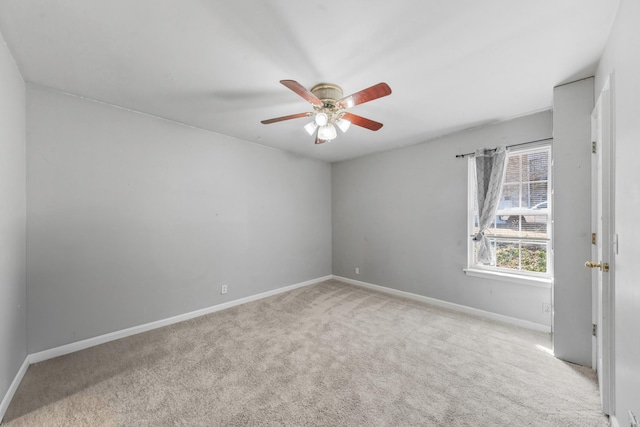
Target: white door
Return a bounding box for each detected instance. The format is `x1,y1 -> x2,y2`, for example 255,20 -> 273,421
589,79 -> 614,415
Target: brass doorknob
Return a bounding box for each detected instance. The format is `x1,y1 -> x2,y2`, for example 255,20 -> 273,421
585,261 -> 609,272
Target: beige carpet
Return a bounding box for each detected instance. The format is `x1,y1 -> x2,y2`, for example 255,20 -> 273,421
3,280 -> 608,426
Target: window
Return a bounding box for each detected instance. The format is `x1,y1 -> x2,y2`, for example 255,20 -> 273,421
468,145 -> 552,278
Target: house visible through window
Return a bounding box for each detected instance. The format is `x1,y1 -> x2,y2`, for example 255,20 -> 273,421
468,145 -> 552,277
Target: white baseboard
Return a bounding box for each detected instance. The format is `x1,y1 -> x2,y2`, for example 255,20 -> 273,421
333,275 -> 551,333
610,414 -> 619,427
3,275 -> 331,421
29,275 -> 331,364
3,273 -> 550,422
0,356 -> 29,423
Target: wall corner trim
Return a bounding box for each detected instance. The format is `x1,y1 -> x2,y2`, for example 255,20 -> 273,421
0,356 -> 30,423
332,275 -> 551,333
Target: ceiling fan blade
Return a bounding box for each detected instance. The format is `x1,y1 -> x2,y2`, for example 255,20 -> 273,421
315,135 -> 328,144
341,112 -> 384,131
336,82 -> 391,109
261,112 -> 313,124
280,80 -> 323,107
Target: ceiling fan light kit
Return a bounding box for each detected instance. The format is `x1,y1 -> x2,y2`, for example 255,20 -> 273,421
317,123 -> 337,142
303,121 -> 318,135
261,80 -> 391,144
314,111 -> 329,126
335,118 -> 351,133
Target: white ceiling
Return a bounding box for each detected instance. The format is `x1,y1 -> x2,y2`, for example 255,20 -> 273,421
0,1 -> 619,162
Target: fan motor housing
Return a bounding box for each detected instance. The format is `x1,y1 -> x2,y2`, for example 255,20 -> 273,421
311,83 -> 343,108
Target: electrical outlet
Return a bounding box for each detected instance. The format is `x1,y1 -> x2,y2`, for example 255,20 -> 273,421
221,284 -> 227,295
355,267 -> 360,275
542,303 -> 551,314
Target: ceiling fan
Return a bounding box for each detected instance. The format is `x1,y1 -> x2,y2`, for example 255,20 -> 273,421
261,80 -> 392,144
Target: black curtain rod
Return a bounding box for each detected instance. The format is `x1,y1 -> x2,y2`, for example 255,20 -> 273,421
455,137 -> 553,158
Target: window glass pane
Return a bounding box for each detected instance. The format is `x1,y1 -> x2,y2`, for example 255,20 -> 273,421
504,156 -> 521,183
499,184 -> 520,208
527,182 -> 548,207
520,182 -> 531,207
522,151 -> 548,182
521,243 -> 547,273
521,218 -> 547,239
494,241 -> 549,273
505,215 -> 525,231
496,241 -> 519,271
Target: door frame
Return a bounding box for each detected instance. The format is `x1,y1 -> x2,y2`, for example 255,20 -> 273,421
590,75 -> 616,415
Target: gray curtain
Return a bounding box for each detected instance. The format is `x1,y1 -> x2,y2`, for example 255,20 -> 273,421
473,146 -> 507,264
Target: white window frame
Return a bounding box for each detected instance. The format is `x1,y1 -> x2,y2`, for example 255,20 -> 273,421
465,144 -> 553,286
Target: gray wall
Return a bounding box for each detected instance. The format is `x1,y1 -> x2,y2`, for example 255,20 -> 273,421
552,78 -> 594,367
0,30 -> 27,407
332,111 -> 553,326
26,85 -> 332,353
596,0 -> 640,421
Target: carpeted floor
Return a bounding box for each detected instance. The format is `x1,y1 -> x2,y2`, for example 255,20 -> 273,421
3,280 -> 608,426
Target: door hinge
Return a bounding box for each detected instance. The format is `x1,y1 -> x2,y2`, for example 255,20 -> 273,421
592,324 -> 597,337
591,233 -> 597,245
592,141 -> 597,154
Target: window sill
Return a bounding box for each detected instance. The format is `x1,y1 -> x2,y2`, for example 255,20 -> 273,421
463,268 -> 552,289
